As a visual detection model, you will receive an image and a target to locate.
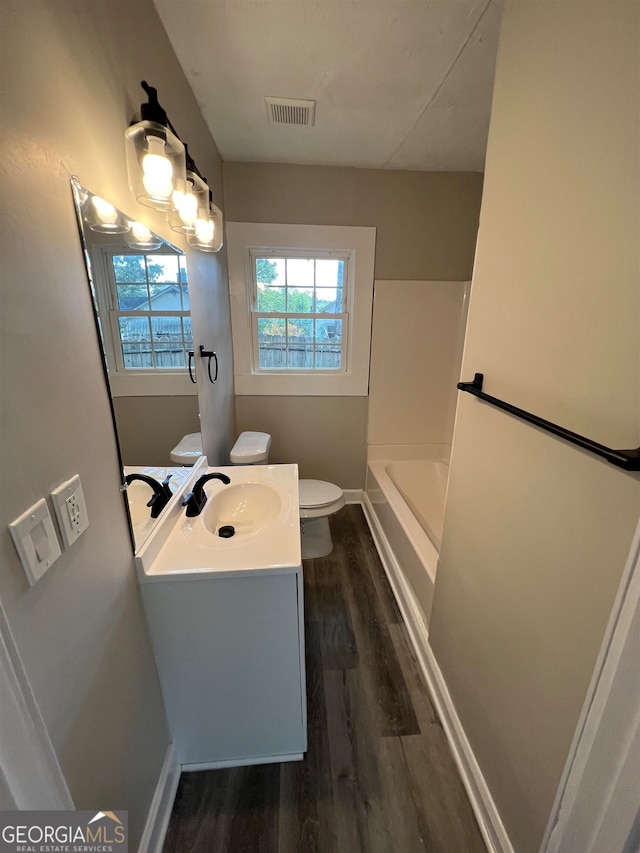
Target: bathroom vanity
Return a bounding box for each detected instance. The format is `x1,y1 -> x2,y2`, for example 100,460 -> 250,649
135,462 -> 307,769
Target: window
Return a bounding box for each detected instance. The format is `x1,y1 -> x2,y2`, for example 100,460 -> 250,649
91,247 -> 196,396
251,251 -> 348,373
228,223 -> 376,396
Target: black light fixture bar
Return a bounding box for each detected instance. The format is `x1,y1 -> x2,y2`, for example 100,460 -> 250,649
457,373 -> 640,471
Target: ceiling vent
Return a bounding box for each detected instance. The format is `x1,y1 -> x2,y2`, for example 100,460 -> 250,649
265,97 -> 316,127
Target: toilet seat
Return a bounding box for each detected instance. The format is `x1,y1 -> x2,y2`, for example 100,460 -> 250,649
299,479 -> 345,519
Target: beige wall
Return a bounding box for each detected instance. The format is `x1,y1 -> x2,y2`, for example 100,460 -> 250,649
368,280 -> 469,447
225,163 -> 483,486
429,4 -> 640,851
0,1 -> 234,845
114,396 -> 200,466
236,396 -> 368,487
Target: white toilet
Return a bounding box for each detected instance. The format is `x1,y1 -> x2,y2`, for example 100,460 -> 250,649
230,431 -> 345,559
169,431 -> 203,465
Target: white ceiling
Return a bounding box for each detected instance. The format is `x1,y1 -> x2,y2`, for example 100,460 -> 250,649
154,0 -> 503,172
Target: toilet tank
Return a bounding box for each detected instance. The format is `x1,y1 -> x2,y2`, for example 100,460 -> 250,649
230,431 -> 271,465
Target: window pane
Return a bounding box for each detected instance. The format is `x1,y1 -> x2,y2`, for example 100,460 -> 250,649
315,258 -> 344,289
257,286 -> 285,312
288,343 -> 313,369
148,284 -> 183,309
316,317 -> 342,342
180,284 -> 190,311
259,344 -> 287,369
315,345 -> 342,370
255,257 -> 285,286
178,255 -> 188,283
113,255 -> 146,283
286,258 -> 313,289
121,343 -> 153,369
315,288 -> 342,313
154,342 -> 186,368
287,288 -> 314,313
119,316 -> 150,341
116,284 -> 148,311
149,254 -> 180,283
288,318 -> 313,341
151,316 -> 183,341
258,317 -> 285,341
183,316 -> 193,344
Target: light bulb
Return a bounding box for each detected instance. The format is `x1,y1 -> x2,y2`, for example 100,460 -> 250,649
142,136 -> 173,199
131,221 -> 152,242
92,196 -> 118,226
174,187 -> 198,227
194,217 -> 214,243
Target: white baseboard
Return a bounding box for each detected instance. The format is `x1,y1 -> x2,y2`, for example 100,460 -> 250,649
361,496 -> 514,853
138,743 -> 181,853
342,489 -> 363,504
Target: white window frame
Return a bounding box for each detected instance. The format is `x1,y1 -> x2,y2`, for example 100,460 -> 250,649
90,244 -> 197,397
227,223 -> 376,396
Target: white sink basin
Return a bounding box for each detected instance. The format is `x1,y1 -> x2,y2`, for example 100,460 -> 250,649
135,464 -> 301,578
201,483 -> 282,538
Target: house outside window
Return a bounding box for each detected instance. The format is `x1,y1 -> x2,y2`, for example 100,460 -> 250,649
228,223 -> 376,397
250,250 -> 349,373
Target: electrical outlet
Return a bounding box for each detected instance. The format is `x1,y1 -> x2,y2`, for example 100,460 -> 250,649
51,475 -> 89,548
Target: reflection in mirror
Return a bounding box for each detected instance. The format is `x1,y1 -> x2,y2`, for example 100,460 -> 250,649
71,178 -> 198,552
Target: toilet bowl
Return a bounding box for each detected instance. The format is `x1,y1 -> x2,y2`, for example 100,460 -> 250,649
169,432 -> 203,465
229,432 -> 344,559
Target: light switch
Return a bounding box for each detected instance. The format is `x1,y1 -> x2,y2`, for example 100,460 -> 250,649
9,498 -> 62,585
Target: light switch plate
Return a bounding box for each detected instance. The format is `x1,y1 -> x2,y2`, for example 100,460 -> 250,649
51,474 -> 89,548
9,498 -> 62,585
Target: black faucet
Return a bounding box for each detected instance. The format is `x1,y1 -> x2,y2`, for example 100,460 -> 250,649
124,473 -> 173,519
182,472 -> 231,517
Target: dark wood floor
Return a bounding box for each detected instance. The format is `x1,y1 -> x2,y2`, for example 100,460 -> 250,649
163,505 -> 486,853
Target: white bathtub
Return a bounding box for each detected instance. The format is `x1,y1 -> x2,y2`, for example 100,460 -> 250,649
364,446 -> 449,629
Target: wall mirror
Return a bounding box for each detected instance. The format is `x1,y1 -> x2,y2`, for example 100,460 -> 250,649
71,178 -> 200,552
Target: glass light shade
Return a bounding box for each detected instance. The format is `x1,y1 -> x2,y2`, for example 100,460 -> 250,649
168,171 -> 209,234
187,202 -> 224,253
82,194 -> 129,233
125,221 -> 163,251
124,119 -> 186,210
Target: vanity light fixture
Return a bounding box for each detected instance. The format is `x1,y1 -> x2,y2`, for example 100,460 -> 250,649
83,195 -> 129,233
124,81 -> 186,210
125,81 -> 224,252
125,221 -> 163,251
187,195 -> 224,253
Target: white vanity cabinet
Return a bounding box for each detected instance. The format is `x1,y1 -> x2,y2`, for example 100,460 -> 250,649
140,566 -> 306,769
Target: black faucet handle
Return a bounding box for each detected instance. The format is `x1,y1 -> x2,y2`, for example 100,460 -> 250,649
161,474 -> 173,499
182,490 -> 207,517
147,491 -> 170,519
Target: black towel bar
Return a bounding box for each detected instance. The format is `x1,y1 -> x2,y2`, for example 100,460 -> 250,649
457,373 -> 640,472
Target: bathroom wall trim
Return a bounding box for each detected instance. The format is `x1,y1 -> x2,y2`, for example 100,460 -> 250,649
343,489 -> 363,504
138,744 -> 180,853
0,600 -> 73,810
361,498 -> 514,853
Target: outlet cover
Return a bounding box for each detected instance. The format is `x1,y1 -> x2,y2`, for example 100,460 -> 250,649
9,498 -> 62,585
51,475 -> 89,548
